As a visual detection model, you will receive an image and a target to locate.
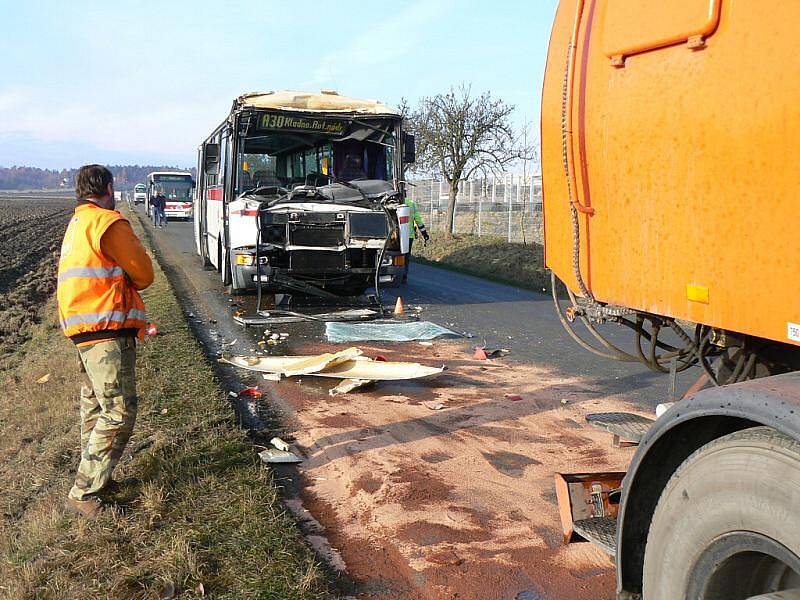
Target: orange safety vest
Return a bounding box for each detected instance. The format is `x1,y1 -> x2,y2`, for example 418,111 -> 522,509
57,203 -> 147,340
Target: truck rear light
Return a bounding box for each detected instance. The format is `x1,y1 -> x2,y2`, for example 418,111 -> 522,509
394,255 -> 406,266
236,254 -> 254,266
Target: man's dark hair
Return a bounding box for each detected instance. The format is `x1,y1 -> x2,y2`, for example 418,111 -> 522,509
75,164 -> 113,200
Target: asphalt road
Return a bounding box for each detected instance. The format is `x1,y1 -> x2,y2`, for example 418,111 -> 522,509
134,211 -> 703,599
145,215 -> 695,410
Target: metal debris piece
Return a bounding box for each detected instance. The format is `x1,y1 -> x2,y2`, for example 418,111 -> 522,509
424,401 -> 445,410
270,437 -> 291,451
259,448 -> 302,464
221,347 -> 444,381
36,374 -> 50,384
329,378 -> 373,396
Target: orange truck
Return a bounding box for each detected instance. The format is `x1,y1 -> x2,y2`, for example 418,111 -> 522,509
542,1 -> 800,598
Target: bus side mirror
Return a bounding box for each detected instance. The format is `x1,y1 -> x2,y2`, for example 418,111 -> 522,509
403,133 -> 416,164
204,143 -> 220,175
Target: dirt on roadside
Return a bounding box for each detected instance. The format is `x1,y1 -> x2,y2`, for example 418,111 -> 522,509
270,339 -> 644,600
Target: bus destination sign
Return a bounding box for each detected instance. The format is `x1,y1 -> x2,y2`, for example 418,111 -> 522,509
258,113 -> 348,135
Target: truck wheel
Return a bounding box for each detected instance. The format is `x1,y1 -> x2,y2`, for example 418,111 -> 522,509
643,426 -> 800,600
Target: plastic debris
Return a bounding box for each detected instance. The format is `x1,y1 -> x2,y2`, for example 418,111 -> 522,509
418,341 -> 433,347
325,321 -> 459,343
160,408 -> 169,415
472,347 -> 489,360
259,448 -> 302,464
262,373 -> 281,381
329,378 -> 373,396
221,347 -> 444,381
504,394 -> 523,402
560,398 -> 570,405
228,391 -> 239,398
424,401 -> 445,410
472,346 -> 509,360
146,323 -> 158,336
655,402 -> 675,418
223,339 -> 238,347
270,437 -> 290,451
36,374 -> 50,384
239,387 -> 263,398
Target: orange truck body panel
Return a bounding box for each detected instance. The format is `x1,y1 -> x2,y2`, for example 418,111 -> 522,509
541,0 -> 800,347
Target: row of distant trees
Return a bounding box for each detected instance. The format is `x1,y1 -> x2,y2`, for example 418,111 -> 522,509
0,165 -> 195,191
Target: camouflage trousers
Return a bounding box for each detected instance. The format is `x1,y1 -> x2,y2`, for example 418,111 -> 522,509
69,337 -> 138,501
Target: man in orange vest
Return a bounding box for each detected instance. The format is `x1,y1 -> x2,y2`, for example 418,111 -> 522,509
57,164 -> 153,518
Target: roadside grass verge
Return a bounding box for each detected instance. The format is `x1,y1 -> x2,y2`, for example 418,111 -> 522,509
411,234 -> 551,293
0,218 -> 334,598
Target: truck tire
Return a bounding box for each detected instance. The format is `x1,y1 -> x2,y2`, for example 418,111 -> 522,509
642,426 -> 800,600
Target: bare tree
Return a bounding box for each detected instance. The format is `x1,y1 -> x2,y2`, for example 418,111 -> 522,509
407,85 -> 521,237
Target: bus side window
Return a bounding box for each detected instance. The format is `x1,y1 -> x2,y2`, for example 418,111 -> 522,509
220,134 -> 229,190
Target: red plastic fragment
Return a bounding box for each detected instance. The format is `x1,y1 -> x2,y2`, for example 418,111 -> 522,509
472,346 -> 489,360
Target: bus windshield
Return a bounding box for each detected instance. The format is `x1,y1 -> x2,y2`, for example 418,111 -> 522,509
134,184 -> 146,192
152,175 -> 193,201
236,134 -> 395,196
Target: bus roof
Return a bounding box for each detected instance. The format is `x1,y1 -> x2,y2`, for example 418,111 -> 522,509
148,172 -> 193,178
235,90 -> 401,116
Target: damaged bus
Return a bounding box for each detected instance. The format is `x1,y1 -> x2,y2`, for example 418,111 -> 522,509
194,90 -> 415,296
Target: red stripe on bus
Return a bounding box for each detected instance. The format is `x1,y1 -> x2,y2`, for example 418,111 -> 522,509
399,216 -> 410,223
207,188 -> 223,201
231,209 -> 259,217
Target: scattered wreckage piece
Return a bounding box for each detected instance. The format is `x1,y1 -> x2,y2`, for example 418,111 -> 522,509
329,378 -> 373,396
259,448 -> 302,464
220,346 -> 444,382
324,320 -> 459,343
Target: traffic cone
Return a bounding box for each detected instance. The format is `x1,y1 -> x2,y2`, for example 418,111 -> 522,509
394,296 -> 405,316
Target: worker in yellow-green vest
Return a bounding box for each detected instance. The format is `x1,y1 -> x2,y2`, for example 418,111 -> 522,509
403,197 -> 429,283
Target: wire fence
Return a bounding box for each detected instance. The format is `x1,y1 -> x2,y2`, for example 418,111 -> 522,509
407,174 -> 543,244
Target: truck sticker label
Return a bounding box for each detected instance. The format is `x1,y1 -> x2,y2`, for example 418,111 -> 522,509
789,322 -> 800,343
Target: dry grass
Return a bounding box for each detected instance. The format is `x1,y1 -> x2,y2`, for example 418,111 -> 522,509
412,234 -> 551,293
0,227 -> 334,598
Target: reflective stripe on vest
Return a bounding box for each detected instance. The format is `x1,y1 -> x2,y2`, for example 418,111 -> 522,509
58,266 -> 124,282
57,204 -> 147,339
60,308 -> 148,330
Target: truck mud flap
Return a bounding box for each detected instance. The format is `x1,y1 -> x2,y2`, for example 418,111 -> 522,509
554,471 -> 625,556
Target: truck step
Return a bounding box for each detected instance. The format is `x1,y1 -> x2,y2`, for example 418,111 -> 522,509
586,412 -> 654,446
572,516 -> 618,557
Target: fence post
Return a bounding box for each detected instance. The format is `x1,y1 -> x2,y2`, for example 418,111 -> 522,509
430,180 -> 435,231
478,179 -> 483,237
506,175 -> 512,243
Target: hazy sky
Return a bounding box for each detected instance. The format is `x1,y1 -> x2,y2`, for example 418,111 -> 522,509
0,0 -> 558,169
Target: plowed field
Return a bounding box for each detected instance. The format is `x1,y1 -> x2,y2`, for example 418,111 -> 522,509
0,195 -> 72,361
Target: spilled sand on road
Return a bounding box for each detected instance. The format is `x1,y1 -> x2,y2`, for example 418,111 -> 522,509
272,339 -> 648,599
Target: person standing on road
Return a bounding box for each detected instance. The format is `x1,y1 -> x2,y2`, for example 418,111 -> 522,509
403,196 -> 429,283
152,189 -> 167,228
57,164 -> 153,518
